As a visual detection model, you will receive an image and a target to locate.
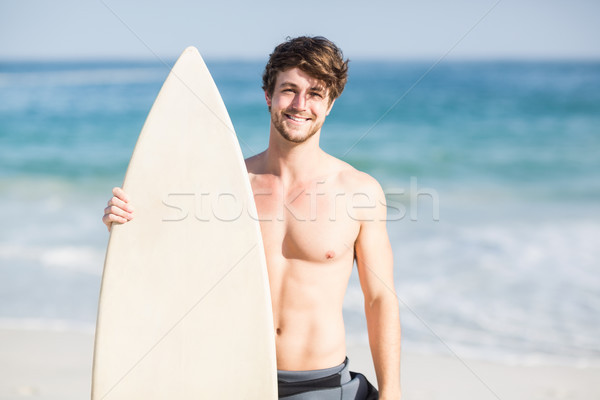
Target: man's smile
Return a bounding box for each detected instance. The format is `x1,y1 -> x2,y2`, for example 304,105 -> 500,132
285,113 -> 312,123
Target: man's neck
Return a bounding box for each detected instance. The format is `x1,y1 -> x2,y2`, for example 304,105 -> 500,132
264,128 -> 325,186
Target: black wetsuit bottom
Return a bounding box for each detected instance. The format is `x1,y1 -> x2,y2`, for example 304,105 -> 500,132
277,357 -> 379,399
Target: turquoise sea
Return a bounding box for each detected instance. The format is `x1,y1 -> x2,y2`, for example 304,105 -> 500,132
1,58 -> 599,367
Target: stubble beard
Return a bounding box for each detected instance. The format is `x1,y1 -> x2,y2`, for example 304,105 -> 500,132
271,109 -> 322,144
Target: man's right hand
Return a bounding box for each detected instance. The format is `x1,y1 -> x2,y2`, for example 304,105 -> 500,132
102,187 -> 134,232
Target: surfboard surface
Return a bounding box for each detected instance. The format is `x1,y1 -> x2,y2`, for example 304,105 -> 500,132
92,47 -> 277,399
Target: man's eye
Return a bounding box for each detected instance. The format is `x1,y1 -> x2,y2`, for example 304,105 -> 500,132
310,92 -> 323,98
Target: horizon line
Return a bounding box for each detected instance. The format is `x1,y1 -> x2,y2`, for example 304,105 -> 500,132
2,54 -> 600,64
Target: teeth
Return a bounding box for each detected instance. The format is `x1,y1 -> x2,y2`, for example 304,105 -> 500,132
288,115 -> 308,122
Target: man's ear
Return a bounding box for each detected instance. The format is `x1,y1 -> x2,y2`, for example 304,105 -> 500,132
326,99 -> 336,116
265,91 -> 272,107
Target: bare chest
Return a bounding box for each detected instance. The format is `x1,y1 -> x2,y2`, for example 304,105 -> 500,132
251,180 -> 360,263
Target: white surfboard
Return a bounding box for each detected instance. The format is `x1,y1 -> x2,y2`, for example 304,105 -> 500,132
92,47 -> 277,399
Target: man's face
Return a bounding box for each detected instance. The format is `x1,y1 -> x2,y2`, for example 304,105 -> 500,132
265,67 -> 335,144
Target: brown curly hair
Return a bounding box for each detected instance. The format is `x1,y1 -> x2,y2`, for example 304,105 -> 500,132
262,36 -> 349,104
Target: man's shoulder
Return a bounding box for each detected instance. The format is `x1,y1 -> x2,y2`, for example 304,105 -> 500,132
329,157 -> 387,223
330,156 -> 383,196
244,151 -> 266,175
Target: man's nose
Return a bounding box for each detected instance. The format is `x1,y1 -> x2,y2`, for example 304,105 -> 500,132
292,93 -> 306,110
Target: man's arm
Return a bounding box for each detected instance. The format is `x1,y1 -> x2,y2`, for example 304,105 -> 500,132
354,178 -> 401,399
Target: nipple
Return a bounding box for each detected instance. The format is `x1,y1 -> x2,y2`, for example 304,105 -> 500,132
325,250 -> 336,260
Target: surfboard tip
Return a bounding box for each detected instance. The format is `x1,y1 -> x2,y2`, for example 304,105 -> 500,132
183,46 -> 200,56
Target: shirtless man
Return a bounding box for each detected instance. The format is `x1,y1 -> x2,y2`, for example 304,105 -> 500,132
103,36 -> 401,399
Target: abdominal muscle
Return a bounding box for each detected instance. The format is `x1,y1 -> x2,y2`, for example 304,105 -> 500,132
269,257 -> 353,371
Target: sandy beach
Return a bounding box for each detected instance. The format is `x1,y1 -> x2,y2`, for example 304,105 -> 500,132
0,329 -> 93,400
347,345 -> 600,400
1,328 -> 598,399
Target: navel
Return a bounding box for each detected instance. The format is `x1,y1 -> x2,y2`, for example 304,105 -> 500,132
325,250 -> 336,260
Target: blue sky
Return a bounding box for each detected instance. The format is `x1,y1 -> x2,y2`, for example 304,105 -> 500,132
1,0 -> 599,60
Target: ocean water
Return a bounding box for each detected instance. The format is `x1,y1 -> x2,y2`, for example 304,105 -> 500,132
1,58 -> 599,367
